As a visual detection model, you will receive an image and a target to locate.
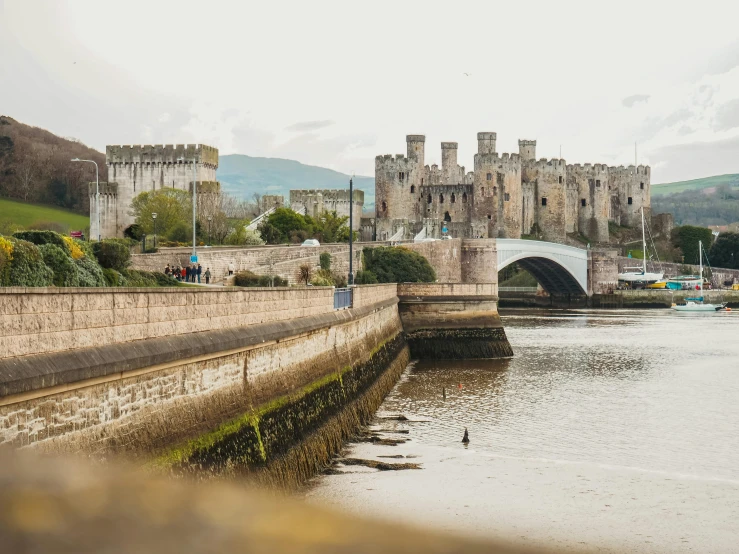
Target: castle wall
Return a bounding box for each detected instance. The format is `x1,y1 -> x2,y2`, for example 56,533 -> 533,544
289,189 -> 364,231
473,153 -> 522,239
418,184 -> 472,234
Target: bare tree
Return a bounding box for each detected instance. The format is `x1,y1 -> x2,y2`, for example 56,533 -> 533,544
296,263 -> 313,286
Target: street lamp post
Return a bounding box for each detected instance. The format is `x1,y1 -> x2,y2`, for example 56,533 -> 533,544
152,212 -> 158,250
71,158 -> 99,241
177,156 -> 198,263
348,177 -> 355,285
207,215 -> 212,246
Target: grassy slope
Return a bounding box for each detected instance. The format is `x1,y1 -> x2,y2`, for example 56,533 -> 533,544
0,197 -> 89,231
651,174 -> 739,196
217,154 -> 375,209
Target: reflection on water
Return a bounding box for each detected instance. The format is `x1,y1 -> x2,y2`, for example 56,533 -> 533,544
308,309 -> 739,553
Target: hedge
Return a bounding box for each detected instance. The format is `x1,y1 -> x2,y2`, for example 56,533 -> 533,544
362,246 -> 435,283
92,240 -> 131,271
75,257 -> 107,287
6,239 -> 53,287
12,230 -> 69,252
234,270 -> 288,287
38,244 -> 80,287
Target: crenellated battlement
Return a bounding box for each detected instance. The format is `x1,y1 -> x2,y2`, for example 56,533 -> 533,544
106,144 -> 219,167
441,142 -> 458,150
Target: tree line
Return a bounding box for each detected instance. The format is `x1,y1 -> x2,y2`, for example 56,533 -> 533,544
652,184 -> 739,227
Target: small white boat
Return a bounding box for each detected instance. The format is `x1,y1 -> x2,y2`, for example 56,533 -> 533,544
672,241 -> 726,312
618,207 -> 664,284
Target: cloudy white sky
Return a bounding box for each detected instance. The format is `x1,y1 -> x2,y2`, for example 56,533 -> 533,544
2,0 -> 739,183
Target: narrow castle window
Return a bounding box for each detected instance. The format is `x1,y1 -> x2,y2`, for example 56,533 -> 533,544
497,173 -> 504,185
628,197 -> 633,205
481,187 -> 484,195
439,194 -> 444,203
541,197 -> 547,207
410,185 -> 415,193
640,182 -> 644,190
558,176 -> 563,184
493,186 -> 497,195
421,178 -> 424,185
444,211 -> 451,222
596,180 -> 601,187
427,194 -> 432,204
399,172 -> 405,181
462,192 -> 468,203
382,201 -> 387,212
505,193 -> 510,201
486,173 -> 492,181
581,198 -> 586,207
451,193 -> 456,203
487,214 -> 492,220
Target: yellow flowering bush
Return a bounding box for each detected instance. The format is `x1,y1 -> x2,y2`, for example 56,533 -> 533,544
0,236 -> 13,261
62,236 -> 85,259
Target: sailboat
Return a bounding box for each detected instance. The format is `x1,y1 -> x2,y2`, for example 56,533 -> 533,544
618,207 -> 664,285
672,241 -> 726,312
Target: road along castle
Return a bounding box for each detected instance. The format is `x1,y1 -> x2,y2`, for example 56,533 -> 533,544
374,133 -> 651,243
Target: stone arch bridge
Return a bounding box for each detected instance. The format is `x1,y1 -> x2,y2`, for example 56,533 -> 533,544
497,239 -> 598,296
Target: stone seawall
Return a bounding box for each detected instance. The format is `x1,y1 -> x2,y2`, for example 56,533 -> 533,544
398,283 -> 512,359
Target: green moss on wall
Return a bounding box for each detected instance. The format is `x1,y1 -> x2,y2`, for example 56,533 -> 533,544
152,333 -> 410,488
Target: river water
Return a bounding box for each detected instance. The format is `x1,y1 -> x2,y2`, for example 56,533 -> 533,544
307,309 -> 739,553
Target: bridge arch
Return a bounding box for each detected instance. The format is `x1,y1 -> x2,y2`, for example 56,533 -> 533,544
497,239 -> 589,295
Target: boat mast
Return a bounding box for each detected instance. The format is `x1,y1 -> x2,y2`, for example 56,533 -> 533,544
641,207 -> 647,274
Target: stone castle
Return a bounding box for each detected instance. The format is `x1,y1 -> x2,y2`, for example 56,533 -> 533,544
289,189 -> 364,231
374,133 -> 651,243
90,144 -> 220,238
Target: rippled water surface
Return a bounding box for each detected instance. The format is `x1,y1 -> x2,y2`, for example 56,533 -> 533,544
307,309 -> 739,553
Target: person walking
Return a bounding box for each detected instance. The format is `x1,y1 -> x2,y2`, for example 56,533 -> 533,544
228,262 -> 235,276
196,264 -> 202,284
185,265 -> 191,282
204,267 -> 211,285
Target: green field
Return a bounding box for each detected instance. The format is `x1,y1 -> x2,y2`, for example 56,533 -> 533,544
651,174 -> 739,196
0,197 -> 89,232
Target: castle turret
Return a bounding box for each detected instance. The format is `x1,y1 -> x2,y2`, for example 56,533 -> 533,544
477,132 -> 497,155
518,140 -> 537,161
441,142 -> 459,184
406,135 -> 425,167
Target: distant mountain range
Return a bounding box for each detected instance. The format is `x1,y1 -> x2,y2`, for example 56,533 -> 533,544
217,154 -> 375,211
652,174 -> 739,196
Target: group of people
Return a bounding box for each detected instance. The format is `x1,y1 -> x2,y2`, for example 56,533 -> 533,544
164,264 -> 212,284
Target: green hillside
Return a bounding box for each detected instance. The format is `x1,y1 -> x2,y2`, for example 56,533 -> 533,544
651,174 -> 739,196
217,154 -> 375,210
0,197 -> 89,232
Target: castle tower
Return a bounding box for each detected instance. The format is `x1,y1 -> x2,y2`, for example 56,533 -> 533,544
441,142 -> 459,184
518,140 -> 537,161
528,159 -> 567,243
406,134 -> 425,167
375,135 -> 426,240
103,144 -> 219,238
568,163 -> 609,242
477,132 -> 497,155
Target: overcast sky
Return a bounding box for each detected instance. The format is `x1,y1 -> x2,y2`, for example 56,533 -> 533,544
2,0 -> 739,183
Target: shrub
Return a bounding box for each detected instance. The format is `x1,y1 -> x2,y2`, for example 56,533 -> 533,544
319,252 -> 331,271
311,275 -> 333,287
121,269 -> 159,287
7,239 -> 53,287
92,240 -> 131,271
224,226 -> 265,246
39,244 -> 80,287
296,263 -> 313,285
168,222 -> 191,243
332,272 -> 348,288
362,246 -> 436,283
0,236 -> 12,285
62,236 -> 85,259
13,230 -> 70,253
233,270 -> 287,287
102,268 -> 122,286
354,270 -> 378,284
75,257 -> 107,287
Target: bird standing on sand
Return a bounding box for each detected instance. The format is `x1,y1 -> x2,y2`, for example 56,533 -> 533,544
462,428 -> 469,444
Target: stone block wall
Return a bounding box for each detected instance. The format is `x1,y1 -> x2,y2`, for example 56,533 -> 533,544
0,287 -> 335,360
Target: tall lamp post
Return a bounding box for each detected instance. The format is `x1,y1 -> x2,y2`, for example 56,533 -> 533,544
71,158 -> 99,241
177,156 -> 198,263
348,177 -> 354,285
207,215 -> 212,246
151,212 -> 158,249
